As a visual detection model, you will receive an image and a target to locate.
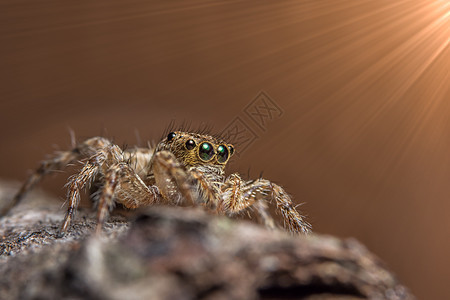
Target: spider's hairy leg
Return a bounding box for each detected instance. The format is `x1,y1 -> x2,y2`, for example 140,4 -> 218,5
220,173 -> 267,221
60,144 -> 121,235
95,162 -> 160,234
221,174 -> 311,234
151,151 -> 198,205
270,182 -> 311,234
1,137 -> 111,216
253,200 -> 276,230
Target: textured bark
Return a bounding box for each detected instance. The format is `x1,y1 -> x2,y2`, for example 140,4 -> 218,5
0,181 -> 414,300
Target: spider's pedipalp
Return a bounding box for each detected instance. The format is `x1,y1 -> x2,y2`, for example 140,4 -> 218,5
190,168 -> 222,209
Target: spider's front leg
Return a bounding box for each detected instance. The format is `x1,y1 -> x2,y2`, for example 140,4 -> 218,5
220,174 -> 311,234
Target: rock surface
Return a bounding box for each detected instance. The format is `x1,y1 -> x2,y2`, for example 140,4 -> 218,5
0,181 -> 414,300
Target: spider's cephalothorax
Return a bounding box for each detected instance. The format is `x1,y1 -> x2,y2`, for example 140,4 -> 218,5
150,131 -> 235,207
157,131 -> 234,168
1,131 -> 311,235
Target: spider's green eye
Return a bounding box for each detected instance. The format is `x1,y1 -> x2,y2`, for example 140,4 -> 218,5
185,139 -> 196,150
167,132 -> 176,141
217,145 -> 229,163
198,142 -> 215,162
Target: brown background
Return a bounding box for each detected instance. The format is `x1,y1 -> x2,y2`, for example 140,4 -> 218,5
1,1 -> 449,299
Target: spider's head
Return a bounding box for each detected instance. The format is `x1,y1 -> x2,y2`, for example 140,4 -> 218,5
157,131 -> 234,169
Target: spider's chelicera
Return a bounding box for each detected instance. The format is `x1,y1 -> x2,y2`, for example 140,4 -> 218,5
1,131 -> 311,235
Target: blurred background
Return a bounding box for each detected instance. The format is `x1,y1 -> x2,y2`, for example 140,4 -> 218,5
1,0 -> 449,298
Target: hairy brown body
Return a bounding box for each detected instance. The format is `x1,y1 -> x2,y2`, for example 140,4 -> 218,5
1,131 -> 311,235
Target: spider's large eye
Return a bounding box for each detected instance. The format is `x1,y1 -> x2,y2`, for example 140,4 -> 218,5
185,139 -> 196,150
217,145 -> 229,163
167,132 -> 176,141
198,142 -> 215,162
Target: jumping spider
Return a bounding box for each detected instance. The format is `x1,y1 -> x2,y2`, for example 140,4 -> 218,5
1,131 -> 311,235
